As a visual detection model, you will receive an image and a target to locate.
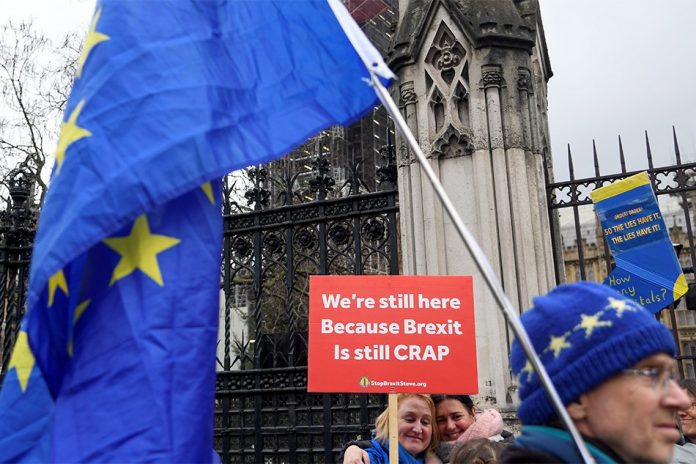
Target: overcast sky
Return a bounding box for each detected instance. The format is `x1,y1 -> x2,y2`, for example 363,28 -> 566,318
539,0 -> 696,180
5,0 -> 696,182
2,0 -> 93,39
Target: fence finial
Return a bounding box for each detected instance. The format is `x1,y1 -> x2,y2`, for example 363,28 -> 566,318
567,144 -> 575,181
592,140 -> 600,177
673,126 -> 682,164
645,131 -> 654,170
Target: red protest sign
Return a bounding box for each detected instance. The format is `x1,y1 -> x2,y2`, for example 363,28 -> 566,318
308,275 -> 477,394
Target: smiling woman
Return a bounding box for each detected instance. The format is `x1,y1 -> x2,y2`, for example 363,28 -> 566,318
674,379 -> 696,463
342,393 -> 442,464
678,380 -> 696,441
431,395 -> 513,462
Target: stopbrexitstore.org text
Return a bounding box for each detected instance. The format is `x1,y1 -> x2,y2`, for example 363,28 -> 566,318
367,380 -> 427,388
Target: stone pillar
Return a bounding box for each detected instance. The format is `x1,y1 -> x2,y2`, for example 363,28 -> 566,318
389,0 -> 555,408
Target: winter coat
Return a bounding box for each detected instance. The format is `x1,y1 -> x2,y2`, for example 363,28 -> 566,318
499,425 -> 620,464
672,442 -> 696,464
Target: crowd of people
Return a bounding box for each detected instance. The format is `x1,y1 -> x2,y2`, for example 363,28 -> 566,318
340,393 -> 512,463
339,281 -> 696,464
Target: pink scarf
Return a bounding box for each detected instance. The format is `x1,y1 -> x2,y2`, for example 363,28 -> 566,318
455,408 -> 504,444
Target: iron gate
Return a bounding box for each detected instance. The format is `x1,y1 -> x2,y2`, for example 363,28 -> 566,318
215,140 -> 400,463
0,146 -> 399,464
545,128 -> 696,378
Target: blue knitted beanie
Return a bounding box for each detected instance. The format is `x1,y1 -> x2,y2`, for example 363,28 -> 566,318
510,281 -> 675,425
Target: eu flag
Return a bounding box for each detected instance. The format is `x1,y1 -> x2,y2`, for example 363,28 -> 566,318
0,0 -> 393,461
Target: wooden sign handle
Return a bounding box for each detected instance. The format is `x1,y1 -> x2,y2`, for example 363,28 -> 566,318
388,393 -> 398,463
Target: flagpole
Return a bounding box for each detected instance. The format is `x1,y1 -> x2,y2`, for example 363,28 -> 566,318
368,72 -> 595,464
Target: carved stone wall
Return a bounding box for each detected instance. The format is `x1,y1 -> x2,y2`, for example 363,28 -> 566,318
390,0 -> 554,408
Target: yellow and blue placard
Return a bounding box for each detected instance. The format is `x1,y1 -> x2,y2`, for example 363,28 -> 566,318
590,171 -> 687,313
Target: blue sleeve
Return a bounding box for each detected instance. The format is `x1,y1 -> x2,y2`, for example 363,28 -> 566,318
365,447 -> 383,464
365,440 -> 387,464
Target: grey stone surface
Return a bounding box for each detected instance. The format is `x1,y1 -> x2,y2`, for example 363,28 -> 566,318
392,0 -> 555,409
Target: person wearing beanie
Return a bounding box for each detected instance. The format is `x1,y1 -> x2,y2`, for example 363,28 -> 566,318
500,281 -> 690,464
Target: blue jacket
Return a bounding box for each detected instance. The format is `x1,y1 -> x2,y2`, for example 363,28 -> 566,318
502,425 -> 619,464
365,439 -> 426,464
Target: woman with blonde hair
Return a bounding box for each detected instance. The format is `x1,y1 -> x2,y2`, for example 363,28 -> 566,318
343,393 -> 442,463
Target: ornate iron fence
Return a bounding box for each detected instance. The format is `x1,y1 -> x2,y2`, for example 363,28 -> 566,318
215,137 -> 400,462
545,128 -> 696,378
0,166 -> 37,377
215,371 -> 387,464
0,138 -> 399,463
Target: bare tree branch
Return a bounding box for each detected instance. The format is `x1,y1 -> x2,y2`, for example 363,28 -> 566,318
0,20 -> 81,207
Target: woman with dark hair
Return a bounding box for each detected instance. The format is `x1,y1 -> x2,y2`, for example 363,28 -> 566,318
674,379 -> 696,463
431,395 -> 513,462
431,395 -> 477,442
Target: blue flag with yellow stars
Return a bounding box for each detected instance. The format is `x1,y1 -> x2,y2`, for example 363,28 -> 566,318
0,0 -> 394,461
591,171 -> 687,313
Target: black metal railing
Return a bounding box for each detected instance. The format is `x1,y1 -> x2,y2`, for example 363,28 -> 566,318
215,367 -> 387,463
545,127 -> 696,378
0,166 -> 37,377
215,136 -> 399,462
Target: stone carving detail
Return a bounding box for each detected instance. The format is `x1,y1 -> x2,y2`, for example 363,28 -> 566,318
480,65 -> 505,89
432,125 -> 474,159
421,22 -> 473,153
454,83 -> 470,128
399,81 -> 416,106
398,145 -> 412,166
436,44 -> 461,70
517,68 -> 533,93
430,88 -> 445,133
425,24 -> 467,87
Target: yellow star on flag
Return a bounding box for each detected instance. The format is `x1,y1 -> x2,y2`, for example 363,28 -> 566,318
201,182 -> 215,205
77,7 -> 110,78
68,299 -> 92,357
521,360 -> 534,383
7,331 -> 35,392
548,334 -> 571,358
103,214 -> 181,286
606,297 -> 637,317
73,299 -> 92,325
578,313 -> 613,338
48,269 -> 69,307
55,99 -> 91,173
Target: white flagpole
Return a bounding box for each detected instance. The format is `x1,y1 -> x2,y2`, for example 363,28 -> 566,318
368,72 -> 595,464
